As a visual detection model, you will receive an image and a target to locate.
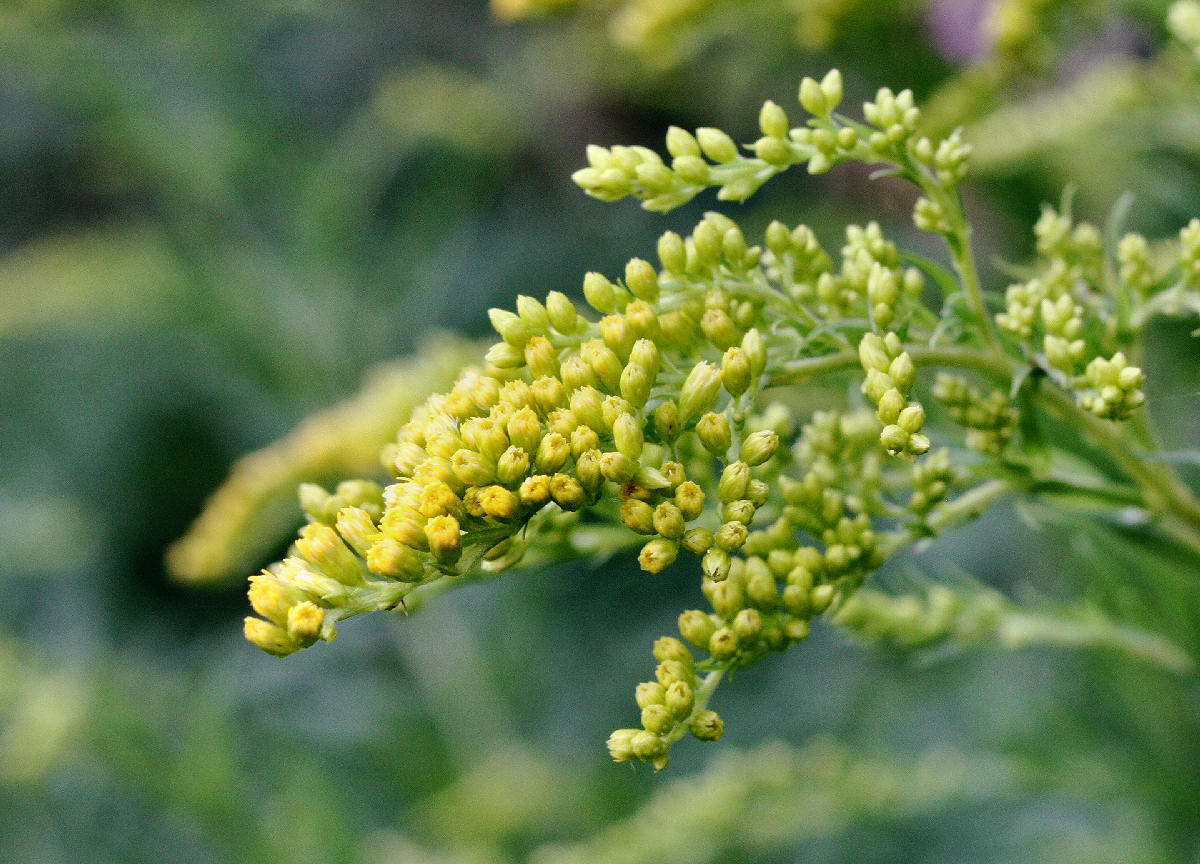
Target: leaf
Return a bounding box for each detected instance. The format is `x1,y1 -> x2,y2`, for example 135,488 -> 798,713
1013,366 -> 1052,474
899,250 -> 960,301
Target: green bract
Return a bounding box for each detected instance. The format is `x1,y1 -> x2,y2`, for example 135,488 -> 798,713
241,71 -> 1200,769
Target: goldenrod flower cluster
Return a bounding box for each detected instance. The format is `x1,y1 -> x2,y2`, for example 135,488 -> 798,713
234,69 -> 1200,769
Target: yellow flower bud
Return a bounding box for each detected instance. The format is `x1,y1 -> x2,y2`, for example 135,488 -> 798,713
515,294 -> 549,331
653,636 -> 694,666
631,731 -> 667,760
488,308 -> 532,347
701,307 -> 741,350
702,546 -> 732,582
602,450 -> 638,484
889,352 -> 916,393
740,430 -> 779,466
636,681 -> 667,708
665,680 -> 694,718
640,703 -> 673,735
625,257 -> 659,302
810,583 -> 836,614
620,498 -> 656,534
718,461 -> 751,503
652,502 -> 686,540
286,601 -> 325,647
550,474 -> 587,511
366,537 -> 424,582
480,485 -> 521,521
518,474 -> 552,509
569,385 -> 606,432
248,574 -> 292,626
582,339 -> 623,393
545,290 -> 578,333
759,99 -> 790,138
294,523 -> 360,583
723,499 -> 756,524
619,363 -> 653,408
333,504 -> 379,556
606,728 -> 640,762
417,481 -> 460,519
799,76 -> 827,116
782,584 -> 811,617
656,659 -> 690,685
583,271 -> 618,313
715,520 -> 749,552
624,300 -> 661,341
695,411 -> 732,456
424,514 -> 462,565
690,710 -> 724,742
575,448 -> 603,492
897,403 -> 926,434
534,432 -> 570,473
674,481 -> 706,521
721,346 -> 752,396
678,609 -> 717,649
880,424 -> 910,455
244,617 -> 297,657
570,424 -> 601,460
639,538 -> 679,573
495,446 -> 531,486
613,412 -> 644,460
657,230 -> 687,273
451,449 -> 494,487
784,618 -> 811,642
858,332 -> 891,373
505,407 -> 542,453
708,627 -> 739,660
682,527 -> 714,555
665,125 -> 701,158
524,336 -> 559,379
732,607 -> 763,642
653,400 -> 681,442
876,387 -> 906,424
678,361 -> 723,425
696,127 -> 739,162
530,376 -> 567,415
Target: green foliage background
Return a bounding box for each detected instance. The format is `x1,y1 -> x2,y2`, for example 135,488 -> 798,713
2,1 -> 1198,861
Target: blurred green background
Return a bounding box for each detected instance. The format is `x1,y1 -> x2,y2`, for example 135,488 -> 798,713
2,1 -> 1199,862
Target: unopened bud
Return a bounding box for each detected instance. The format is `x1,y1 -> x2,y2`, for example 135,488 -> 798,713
625,257 -> 660,302
696,127 -> 739,162
690,709 -> 724,742
740,430 -> 779,466
718,461 -> 751,503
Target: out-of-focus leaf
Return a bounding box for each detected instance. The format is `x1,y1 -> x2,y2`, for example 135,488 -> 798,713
0,226 -> 189,337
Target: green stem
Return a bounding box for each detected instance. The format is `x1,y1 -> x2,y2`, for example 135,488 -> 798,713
770,343 -> 1016,386
877,479 -> 1012,557
996,610 -> 1193,674
939,187 -> 1000,351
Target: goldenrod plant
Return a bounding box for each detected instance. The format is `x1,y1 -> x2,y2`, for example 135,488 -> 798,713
240,68 -> 1200,770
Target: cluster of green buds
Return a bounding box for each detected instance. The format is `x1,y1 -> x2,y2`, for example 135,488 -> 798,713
235,70 -> 1200,769
1079,352 -> 1145,420
931,373 -> 1016,455
988,198 -> 1169,420
573,70 -> 938,212
858,332 -> 929,458
834,583 -> 990,649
